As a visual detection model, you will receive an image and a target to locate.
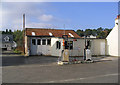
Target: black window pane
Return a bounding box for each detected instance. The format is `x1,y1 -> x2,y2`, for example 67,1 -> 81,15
67,41 -> 73,50
37,39 -> 41,45
32,39 -> 36,45
42,39 -> 46,45
47,39 -> 51,45
56,41 -> 61,49
59,42 -> 61,49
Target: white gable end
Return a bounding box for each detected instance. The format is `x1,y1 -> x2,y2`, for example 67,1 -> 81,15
106,18 -> 120,56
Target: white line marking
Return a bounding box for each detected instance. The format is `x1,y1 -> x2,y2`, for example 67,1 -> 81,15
42,73 -> 118,83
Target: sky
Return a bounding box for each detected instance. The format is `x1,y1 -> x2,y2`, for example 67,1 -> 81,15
1,2 -> 118,31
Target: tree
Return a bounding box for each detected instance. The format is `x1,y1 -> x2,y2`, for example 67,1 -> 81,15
6,29 -> 8,33
9,29 -> 13,34
13,30 -> 23,47
76,29 -> 84,37
92,29 -> 97,36
84,29 -> 92,37
104,28 -> 112,36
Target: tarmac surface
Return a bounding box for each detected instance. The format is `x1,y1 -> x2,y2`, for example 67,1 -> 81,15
1,51 -> 119,83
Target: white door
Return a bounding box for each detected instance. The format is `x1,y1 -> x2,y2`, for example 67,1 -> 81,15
41,38 -> 51,55
31,38 -> 37,55
37,38 -> 42,55
100,42 -> 105,55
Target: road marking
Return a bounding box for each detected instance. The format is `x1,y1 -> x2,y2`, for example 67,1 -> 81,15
42,73 -> 118,83
2,63 -> 57,68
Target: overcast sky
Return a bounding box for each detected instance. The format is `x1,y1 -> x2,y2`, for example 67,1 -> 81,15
1,2 -> 118,31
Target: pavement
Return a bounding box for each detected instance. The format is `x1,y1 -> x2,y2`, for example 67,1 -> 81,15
1,51 -> 119,83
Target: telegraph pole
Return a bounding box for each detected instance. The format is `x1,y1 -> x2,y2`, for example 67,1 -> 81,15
23,14 -> 25,54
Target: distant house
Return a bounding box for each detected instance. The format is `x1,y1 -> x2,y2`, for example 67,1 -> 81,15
2,34 -> 16,50
106,15 -> 120,56
24,28 -> 106,56
82,35 -> 97,38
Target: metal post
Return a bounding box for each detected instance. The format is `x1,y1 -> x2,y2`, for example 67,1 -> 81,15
84,35 -> 86,60
23,14 -> 25,54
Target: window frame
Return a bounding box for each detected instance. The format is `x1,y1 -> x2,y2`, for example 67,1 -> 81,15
42,39 -> 46,45
37,39 -> 41,45
56,41 -> 61,49
66,41 -> 73,50
47,39 -> 51,45
32,38 -> 36,45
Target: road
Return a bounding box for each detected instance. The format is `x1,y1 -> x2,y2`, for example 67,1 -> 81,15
2,53 -> 119,83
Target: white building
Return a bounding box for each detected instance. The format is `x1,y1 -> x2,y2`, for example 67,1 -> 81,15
87,35 -> 97,38
106,15 -> 120,56
25,28 -> 106,56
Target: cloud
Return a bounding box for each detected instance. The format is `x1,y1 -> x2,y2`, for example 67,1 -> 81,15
1,2 -> 71,31
39,14 -> 53,22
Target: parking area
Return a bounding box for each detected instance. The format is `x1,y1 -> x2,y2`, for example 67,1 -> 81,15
2,54 -> 58,67
2,52 -> 117,67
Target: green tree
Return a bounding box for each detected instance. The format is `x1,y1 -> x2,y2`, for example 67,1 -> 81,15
84,29 -> 92,37
13,30 -> 23,47
6,29 -> 8,33
76,29 -> 84,37
9,29 -> 13,34
92,29 -> 97,36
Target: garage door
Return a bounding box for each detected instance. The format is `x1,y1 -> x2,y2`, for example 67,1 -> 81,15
30,38 -> 51,55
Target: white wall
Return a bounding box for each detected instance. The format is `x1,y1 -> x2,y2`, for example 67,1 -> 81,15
106,18 -> 120,56
51,38 -> 63,56
51,38 -> 106,56
118,19 -> 120,56
69,39 -> 85,56
91,39 -> 106,55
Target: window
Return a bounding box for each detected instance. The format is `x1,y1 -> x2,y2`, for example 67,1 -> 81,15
47,39 -> 51,45
49,32 -> 53,36
32,39 -> 36,45
37,39 -> 41,45
4,36 -> 10,42
68,33 -> 74,37
65,41 -> 73,50
68,41 -> 73,50
32,32 -> 35,36
42,39 -> 46,45
56,41 -> 61,49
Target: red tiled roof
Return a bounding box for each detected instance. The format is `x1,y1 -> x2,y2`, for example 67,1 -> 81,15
115,14 -> 120,20
26,28 -> 81,38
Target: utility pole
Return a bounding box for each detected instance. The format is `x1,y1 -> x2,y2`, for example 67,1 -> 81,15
84,33 -> 87,60
23,14 -> 25,54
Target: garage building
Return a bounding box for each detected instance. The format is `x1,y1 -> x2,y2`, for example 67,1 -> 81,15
24,28 -> 106,56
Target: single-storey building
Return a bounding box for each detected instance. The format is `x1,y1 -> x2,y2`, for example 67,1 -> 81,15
24,28 -> 106,56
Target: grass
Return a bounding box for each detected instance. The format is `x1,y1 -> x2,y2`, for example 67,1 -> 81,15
13,49 -> 22,54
